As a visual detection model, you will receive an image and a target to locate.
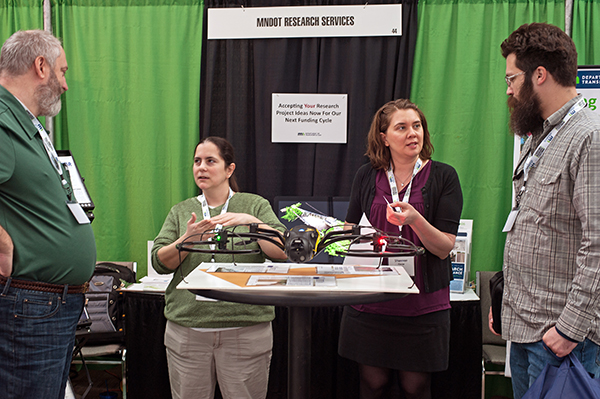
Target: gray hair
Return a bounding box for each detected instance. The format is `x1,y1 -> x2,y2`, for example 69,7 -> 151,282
0,30 -> 62,77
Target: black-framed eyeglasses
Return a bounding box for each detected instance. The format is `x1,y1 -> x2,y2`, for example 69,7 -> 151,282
505,72 -> 525,87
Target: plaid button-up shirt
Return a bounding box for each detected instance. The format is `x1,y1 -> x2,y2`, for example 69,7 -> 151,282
503,94 -> 600,344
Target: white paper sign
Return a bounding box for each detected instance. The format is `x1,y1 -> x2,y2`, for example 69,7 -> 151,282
389,257 -> 415,276
208,5 -> 402,39
272,93 -> 347,143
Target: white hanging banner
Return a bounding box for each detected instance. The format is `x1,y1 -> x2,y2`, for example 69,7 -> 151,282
208,5 -> 402,39
272,93 -> 347,143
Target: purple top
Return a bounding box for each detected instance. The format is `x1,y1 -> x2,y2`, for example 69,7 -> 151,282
352,161 -> 451,317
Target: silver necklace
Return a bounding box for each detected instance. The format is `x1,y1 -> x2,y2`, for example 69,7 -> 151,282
398,171 -> 413,187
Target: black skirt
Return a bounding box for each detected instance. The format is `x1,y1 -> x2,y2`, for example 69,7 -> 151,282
338,306 -> 450,372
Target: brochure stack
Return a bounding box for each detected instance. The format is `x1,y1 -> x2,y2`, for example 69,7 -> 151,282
449,219 -> 473,293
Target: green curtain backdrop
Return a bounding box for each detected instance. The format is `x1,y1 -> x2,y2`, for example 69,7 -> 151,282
51,0 -> 204,277
4,0 -> 597,284
0,0 -> 42,43
412,0 -> 565,281
572,0 -> 600,65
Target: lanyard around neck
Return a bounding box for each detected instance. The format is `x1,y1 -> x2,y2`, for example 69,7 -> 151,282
197,187 -> 234,230
515,98 -> 586,207
197,187 -> 234,261
387,158 -> 423,204
386,158 -> 423,232
20,103 -> 73,201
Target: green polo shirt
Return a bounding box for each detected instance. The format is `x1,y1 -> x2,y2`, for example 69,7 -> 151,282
0,85 -> 96,285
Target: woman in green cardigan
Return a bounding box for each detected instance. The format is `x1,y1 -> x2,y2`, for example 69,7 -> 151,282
151,136 -> 286,399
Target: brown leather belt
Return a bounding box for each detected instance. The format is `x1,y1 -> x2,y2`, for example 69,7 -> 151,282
0,275 -> 88,294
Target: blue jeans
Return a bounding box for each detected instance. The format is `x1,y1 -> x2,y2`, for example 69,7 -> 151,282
0,281 -> 85,399
510,339 -> 600,399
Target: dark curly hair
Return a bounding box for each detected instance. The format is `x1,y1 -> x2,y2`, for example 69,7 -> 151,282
501,23 -> 577,87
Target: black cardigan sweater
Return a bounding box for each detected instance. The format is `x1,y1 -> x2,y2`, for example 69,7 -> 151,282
345,161 -> 463,293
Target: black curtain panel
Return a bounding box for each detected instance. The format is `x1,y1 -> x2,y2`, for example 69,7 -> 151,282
199,0 -> 418,205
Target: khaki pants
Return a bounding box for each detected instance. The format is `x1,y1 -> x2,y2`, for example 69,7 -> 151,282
164,320 -> 273,399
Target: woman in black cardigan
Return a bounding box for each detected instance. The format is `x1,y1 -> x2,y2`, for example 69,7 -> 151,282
339,99 -> 463,399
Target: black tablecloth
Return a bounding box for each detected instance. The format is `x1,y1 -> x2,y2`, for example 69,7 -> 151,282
125,292 -> 171,399
125,292 -> 481,399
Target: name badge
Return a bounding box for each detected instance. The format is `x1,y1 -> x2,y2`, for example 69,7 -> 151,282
502,208 -> 519,232
67,201 -> 90,224
389,256 -> 415,276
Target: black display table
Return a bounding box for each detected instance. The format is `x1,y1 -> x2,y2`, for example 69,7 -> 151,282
124,290 -> 482,399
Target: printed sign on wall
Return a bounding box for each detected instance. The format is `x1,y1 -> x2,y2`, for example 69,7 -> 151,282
272,93 -> 347,143
577,66 -> 600,114
208,5 -> 402,39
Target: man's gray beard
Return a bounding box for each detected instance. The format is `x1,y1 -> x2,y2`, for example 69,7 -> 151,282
35,70 -> 62,117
